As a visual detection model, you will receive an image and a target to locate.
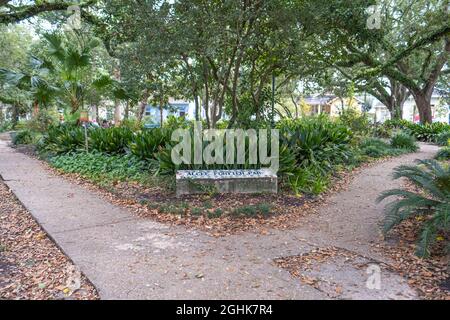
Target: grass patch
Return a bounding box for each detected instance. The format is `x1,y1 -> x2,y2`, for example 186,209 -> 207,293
232,203 -> 272,217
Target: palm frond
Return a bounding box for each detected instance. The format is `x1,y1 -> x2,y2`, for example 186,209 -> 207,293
416,223 -> 437,258
43,33 -> 65,62
380,159 -> 450,257
0,68 -> 27,86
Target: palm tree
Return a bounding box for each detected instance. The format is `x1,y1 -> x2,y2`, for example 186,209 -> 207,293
377,159 -> 450,257
43,32 -> 99,114
0,55 -> 59,116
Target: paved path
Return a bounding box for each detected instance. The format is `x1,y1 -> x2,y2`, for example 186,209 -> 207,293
0,133 -> 438,299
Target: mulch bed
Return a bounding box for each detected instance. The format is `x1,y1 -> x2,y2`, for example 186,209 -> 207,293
0,181 -> 98,300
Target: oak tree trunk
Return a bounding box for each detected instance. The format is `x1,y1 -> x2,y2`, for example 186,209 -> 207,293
413,92 -> 433,124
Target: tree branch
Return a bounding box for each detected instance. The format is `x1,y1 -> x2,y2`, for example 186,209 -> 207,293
0,0 -> 97,24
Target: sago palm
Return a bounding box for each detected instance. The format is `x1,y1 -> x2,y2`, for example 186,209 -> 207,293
377,159 -> 450,257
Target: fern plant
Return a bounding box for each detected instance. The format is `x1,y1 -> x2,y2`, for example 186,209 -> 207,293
377,160 -> 450,257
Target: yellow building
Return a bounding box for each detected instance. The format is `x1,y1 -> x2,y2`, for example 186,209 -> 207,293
303,95 -> 365,117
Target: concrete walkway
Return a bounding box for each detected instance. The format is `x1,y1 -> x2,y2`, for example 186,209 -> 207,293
0,133 -> 438,299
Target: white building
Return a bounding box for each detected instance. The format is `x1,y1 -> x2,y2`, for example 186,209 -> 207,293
143,98 -> 196,124
368,93 -> 449,123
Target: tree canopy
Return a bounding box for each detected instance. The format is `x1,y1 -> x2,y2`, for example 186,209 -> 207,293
0,0 -> 448,125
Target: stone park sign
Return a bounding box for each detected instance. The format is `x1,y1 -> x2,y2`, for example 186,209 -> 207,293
176,168 -> 277,196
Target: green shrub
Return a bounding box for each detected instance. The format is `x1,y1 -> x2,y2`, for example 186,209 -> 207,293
435,147 -> 450,161
383,120 -> 450,142
89,127 -> 134,154
38,124 -> 85,155
120,119 -> 143,131
383,119 -> 411,129
154,128 -> 265,175
0,120 -> 13,133
360,137 -> 390,149
338,108 -> 370,135
12,129 -> 33,145
390,132 -> 419,151
164,115 -> 191,130
361,145 -> 387,158
130,128 -> 170,161
377,160 -> 450,257
359,137 -> 405,158
371,124 -> 393,139
408,123 -> 449,142
49,152 -> 151,183
278,116 -> 355,175
27,110 -> 57,133
287,165 -> 330,195
436,131 -> 450,146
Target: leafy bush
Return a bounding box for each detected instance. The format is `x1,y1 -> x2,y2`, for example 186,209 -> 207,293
287,165 -> 329,195
27,110 -> 57,133
154,129 -> 269,175
384,120 -> 450,142
359,138 -> 392,158
377,160 -> 450,257
89,127 -> 134,154
370,123 -> 393,139
383,119 -> 411,129
130,128 -> 170,161
49,152 -> 151,183
436,131 -> 450,146
338,108 -> 370,135
407,123 -> 449,142
279,116 -> 354,174
0,120 -> 13,133
435,147 -> 450,161
359,137 -> 414,158
38,124 -> 85,154
120,119 -> 143,131
276,116 -> 358,194
12,129 -> 33,145
164,115 -> 191,130
390,132 -> 419,152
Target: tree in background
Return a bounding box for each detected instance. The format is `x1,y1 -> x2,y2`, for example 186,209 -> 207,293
312,0 -> 449,123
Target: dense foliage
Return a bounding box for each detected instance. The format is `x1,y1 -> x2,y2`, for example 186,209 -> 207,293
359,137 -> 405,158
12,129 -> 33,145
384,120 -> 450,142
32,114 -> 432,194
389,132 -> 419,152
50,152 -> 151,184
89,127 -> 134,154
